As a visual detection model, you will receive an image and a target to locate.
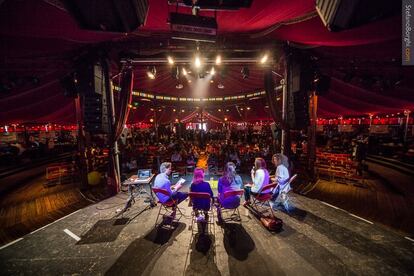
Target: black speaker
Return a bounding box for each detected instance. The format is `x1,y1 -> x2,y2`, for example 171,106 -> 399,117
316,0 -> 399,32
182,0 -> 252,10
292,90 -> 310,129
81,63 -> 110,134
63,0 -> 149,33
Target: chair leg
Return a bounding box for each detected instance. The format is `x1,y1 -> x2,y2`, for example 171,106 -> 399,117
154,204 -> 163,226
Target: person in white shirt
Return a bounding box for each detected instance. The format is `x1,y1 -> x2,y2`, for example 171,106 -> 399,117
271,153 -> 290,201
243,157 -> 270,205
153,162 -> 188,204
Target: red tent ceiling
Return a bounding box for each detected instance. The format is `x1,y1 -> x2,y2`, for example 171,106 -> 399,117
0,0 -> 412,124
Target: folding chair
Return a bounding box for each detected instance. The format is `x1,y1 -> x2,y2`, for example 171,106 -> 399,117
273,174 -> 297,211
152,188 -> 184,226
188,192 -> 214,235
216,189 -> 244,223
250,182 -> 279,217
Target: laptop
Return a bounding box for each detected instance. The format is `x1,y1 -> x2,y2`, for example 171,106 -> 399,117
137,169 -> 151,180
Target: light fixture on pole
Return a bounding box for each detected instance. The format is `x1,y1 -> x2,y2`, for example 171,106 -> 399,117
146,66 -> 156,79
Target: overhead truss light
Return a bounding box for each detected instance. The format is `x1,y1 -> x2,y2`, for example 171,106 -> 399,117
147,66 -> 156,79
194,55 -> 201,68
241,66 -> 249,79
215,55 -> 221,65
210,67 -> 216,75
260,54 -> 268,64
182,67 -> 188,76
167,56 -> 174,65
171,66 -> 179,79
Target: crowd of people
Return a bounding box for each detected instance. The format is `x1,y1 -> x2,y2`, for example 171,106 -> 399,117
119,126 -> 278,176
0,132 -> 77,168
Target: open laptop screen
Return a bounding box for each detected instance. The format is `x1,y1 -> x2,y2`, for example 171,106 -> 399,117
137,169 -> 151,179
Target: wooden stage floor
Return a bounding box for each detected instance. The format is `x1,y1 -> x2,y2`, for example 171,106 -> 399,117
1,189 -> 413,275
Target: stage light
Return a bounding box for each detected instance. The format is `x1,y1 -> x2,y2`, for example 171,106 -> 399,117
149,118 -> 154,123
216,55 -> 221,65
247,107 -> 251,110
182,67 -> 188,76
188,79 -> 192,83
173,109 -> 176,112
260,54 -> 268,64
226,109 -> 229,112
171,66 -> 179,79
218,109 -> 222,112
147,66 -> 156,79
241,66 -> 249,79
224,117 -> 228,121
210,67 -> 216,75
181,109 -> 185,113
167,56 -> 174,65
218,83 -> 224,89
175,118 -> 179,122
176,83 -> 183,89
210,80 -> 214,83
195,55 -> 201,68
240,107 -> 244,111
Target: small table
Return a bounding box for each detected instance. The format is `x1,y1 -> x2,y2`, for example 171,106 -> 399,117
122,174 -> 156,211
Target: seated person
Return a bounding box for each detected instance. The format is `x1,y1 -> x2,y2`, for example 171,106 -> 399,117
190,168 -> 213,222
229,150 -> 241,166
216,162 -> 243,223
153,162 -> 188,213
244,157 -> 270,205
171,151 -> 182,162
271,153 -> 290,201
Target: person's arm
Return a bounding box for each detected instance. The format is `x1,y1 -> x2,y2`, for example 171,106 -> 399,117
252,169 -> 264,192
276,166 -> 289,185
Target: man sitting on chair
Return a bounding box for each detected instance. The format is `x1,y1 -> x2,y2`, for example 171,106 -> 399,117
153,162 -> 188,208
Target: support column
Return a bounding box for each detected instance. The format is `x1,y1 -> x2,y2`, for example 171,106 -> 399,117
75,95 -> 88,189
108,80 -> 121,189
281,77 -> 288,155
308,91 -> 318,178
404,110 -> 411,143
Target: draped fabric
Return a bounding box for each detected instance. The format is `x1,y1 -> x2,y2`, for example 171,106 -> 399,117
107,66 -> 134,194
0,0 -> 412,124
318,78 -> 414,117
0,72 -> 76,124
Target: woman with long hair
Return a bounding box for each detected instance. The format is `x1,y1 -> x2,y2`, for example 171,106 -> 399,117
216,162 -> 243,222
190,167 -> 213,222
271,153 -> 290,201
244,157 -> 270,205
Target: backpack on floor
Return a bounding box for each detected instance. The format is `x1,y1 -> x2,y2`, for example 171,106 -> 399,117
260,216 -> 283,232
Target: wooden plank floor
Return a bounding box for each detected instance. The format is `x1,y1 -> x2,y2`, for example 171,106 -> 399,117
307,173 -> 414,235
0,175 -> 90,246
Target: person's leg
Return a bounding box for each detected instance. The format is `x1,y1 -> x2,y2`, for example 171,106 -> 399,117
244,186 -> 251,202
271,186 -> 280,201
173,192 -> 188,204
